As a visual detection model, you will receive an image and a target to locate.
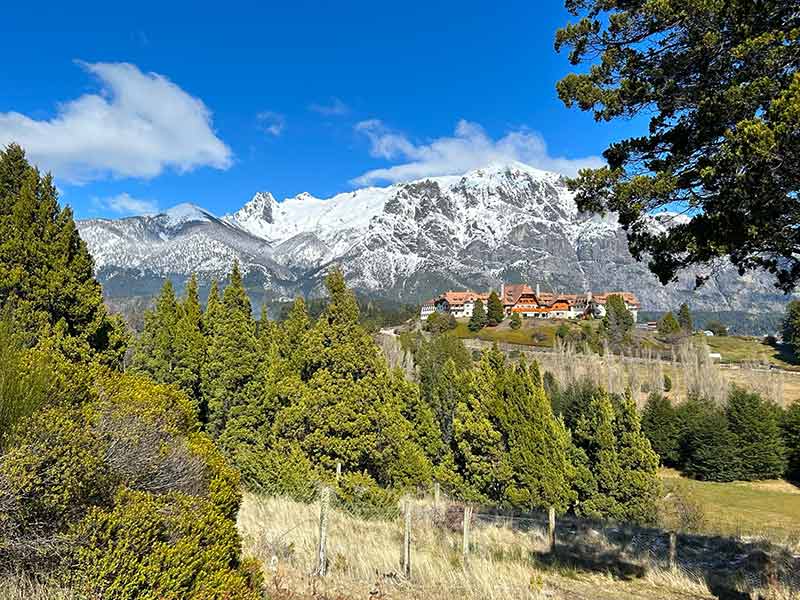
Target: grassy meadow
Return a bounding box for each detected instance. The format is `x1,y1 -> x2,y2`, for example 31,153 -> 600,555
659,469 -> 800,548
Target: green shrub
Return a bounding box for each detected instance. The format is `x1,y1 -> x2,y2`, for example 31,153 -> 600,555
335,471 -> 400,519
510,313 -> 522,330
0,407 -> 112,540
0,321 -> 53,451
70,489 -> 261,600
238,441 -> 320,503
663,374 -> 672,392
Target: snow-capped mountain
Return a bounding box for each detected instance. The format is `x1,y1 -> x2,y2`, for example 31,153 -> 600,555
77,162 -> 791,312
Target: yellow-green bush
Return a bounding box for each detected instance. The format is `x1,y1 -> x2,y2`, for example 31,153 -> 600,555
0,406 -> 112,537
187,433 -> 242,520
1,370 -> 259,596
70,489 -> 261,600
335,471 -> 400,519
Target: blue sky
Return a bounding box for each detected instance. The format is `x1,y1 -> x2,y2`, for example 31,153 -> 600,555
0,1 -> 642,219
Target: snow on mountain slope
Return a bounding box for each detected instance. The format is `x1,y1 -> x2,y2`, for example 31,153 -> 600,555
77,162 -> 792,311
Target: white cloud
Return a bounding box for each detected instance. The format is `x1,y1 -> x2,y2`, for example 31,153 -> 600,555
352,119 -> 605,185
93,192 -> 158,216
0,61 -> 232,183
309,97 -> 350,116
257,111 -> 286,136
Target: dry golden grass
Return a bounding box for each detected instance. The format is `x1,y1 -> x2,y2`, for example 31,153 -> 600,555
238,493 -> 721,600
0,575 -> 77,600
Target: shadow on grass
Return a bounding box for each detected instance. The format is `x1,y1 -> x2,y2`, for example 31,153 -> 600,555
523,517 -> 800,600
769,342 -> 800,367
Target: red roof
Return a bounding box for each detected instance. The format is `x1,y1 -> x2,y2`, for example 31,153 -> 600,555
441,290 -> 490,307
502,283 -> 533,305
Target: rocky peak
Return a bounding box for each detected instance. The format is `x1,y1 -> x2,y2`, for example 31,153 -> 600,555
235,192 -> 277,224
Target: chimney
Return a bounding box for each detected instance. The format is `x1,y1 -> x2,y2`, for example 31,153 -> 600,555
536,283 -> 540,297
500,282 -> 505,299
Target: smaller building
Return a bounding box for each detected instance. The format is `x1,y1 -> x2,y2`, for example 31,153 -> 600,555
432,291 -> 490,319
420,299 -> 436,320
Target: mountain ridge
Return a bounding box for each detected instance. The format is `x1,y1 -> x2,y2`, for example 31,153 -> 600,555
76,162 -> 793,313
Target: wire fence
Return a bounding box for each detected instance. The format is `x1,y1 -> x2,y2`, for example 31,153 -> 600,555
239,480 -> 800,599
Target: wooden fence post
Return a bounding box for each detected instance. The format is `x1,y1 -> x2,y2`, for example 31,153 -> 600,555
548,506 -> 556,553
315,486 -> 330,577
462,504 -> 472,566
433,482 -> 440,508
402,500 -> 412,579
668,531 -> 677,571
336,462 -> 342,482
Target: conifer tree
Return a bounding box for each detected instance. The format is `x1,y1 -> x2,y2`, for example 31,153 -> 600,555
657,312 -> 681,337
685,408 -> 742,482
468,299 -> 487,332
782,401 -> 800,482
641,393 -> 680,466
0,143 -> 124,365
130,280 -> 179,384
600,295 -> 633,350
726,387 -> 786,480
173,275 -> 206,412
282,296 -> 310,363
783,300 -> 800,356
203,262 -> 260,437
678,303 -> 693,332
414,334 -> 471,445
510,312 -> 522,330
451,361 -> 511,503
486,291 -> 504,327
204,280 -> 222,337
501,361 -> 576,513
572,391 -> 623,520
270,268 -> 433,488
613,393 -> 661,523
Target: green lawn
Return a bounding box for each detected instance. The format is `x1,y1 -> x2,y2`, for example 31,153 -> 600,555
660,469 -> 800,543
702,334 -> 800,370
451,318 -> 568,347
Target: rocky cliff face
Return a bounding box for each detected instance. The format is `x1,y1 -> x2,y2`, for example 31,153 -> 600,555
77,162 -> 792,311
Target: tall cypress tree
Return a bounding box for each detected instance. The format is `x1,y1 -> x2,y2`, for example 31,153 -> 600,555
468,299 -> 487,332
601,295 -> 634,350
486,291 -> 504,327
685,408 -> 742,482
677,303 -> 693,332
130,280 -> 179,384
282,296 -> 310,363
501,361 -> 576,513
613,393 -> 661,523
271,268 -> 433,488
173,274 -> 206,413
204,280 -> 222,337
0,144 -> 124,365
641,393 -> 681,466
573,391 -> 623,520
204,262 -> 259,438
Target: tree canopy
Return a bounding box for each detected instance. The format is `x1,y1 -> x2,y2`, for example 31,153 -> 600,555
0,143 -> 126,366
556,1 -> 800,291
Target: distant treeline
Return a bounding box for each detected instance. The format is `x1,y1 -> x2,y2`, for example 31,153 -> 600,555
638,310 -> 784,336
271,294 -> 417,332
